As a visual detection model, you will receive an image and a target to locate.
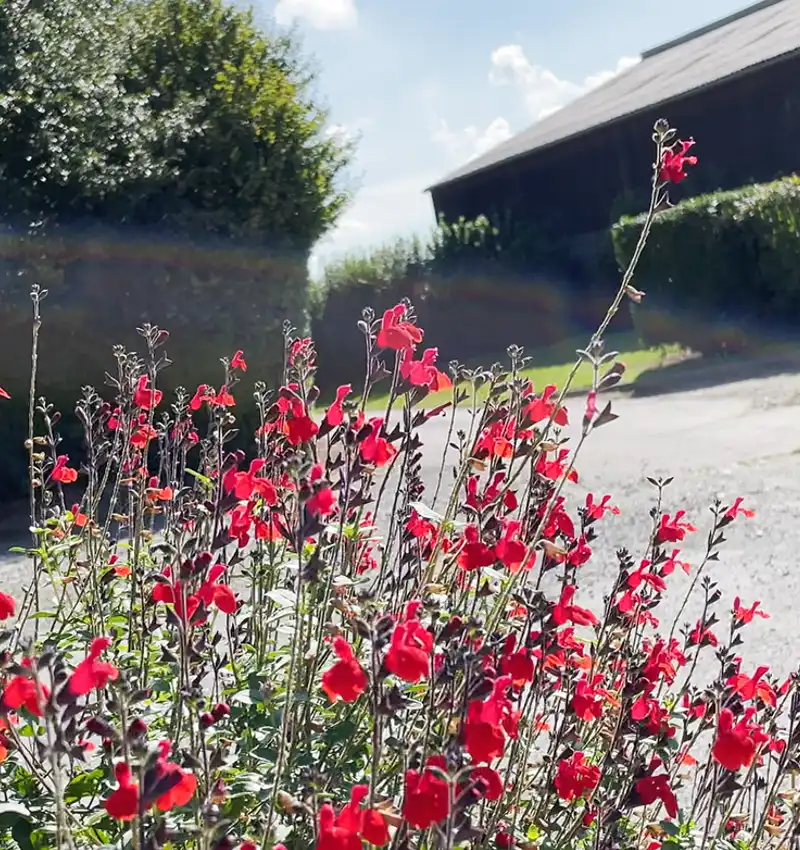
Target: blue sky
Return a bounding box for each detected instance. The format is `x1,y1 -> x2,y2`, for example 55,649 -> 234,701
258,0 -> 754,273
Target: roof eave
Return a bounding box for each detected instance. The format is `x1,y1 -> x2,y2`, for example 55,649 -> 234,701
427,44 -> 800,195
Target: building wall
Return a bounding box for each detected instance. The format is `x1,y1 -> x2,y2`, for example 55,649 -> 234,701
431,51 -> 800,242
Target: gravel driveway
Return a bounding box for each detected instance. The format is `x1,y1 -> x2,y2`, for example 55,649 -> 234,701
2,371 -> 799,676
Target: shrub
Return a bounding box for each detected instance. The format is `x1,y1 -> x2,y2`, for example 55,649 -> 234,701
611,176 -> 800,354
0,0 -> 353,247
3,122 -> 790,850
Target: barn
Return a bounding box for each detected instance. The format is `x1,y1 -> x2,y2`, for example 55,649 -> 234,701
428,0 -> 800,286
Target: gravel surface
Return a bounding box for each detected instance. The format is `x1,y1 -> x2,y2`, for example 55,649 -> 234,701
412,371 -> 800,680
2,371 -> 800,677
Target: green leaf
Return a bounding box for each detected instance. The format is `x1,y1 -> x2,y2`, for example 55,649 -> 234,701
185,468 -> 213,488
0,804 -> 33,850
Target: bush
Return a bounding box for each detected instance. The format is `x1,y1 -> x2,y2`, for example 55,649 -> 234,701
611,176 -> 800,354
0,0 -> 353,247
0,122 -> 795,850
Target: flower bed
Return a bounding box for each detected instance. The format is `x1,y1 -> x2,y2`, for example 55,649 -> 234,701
0,123 -> 792,850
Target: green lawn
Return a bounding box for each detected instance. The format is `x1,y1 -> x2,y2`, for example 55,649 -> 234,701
361,332 -> 685,410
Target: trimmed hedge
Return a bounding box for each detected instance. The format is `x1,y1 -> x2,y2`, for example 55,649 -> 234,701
611,176 -> 800,353
0,226 -> 309,500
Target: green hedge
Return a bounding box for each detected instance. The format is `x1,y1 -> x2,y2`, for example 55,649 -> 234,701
611,176 -> 800,353
0,227 -> 309,500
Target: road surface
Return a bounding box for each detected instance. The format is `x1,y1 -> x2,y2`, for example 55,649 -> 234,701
2,371 -> 799,676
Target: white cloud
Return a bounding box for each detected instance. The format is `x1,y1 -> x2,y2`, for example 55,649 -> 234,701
490,45 -> 640,121
274,0 -> 357,30
432,116 -> 513,165
308,51 -> 641,274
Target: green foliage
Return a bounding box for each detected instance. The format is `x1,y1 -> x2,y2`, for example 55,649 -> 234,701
611,176 -> 800,353
0,0 -> 352,247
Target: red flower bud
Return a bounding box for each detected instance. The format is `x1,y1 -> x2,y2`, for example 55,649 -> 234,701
200,712 -> 216,729
212,702 -> 231,720
127,718 -> 148,739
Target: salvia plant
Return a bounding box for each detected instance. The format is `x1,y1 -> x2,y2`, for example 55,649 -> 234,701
0,122 -> 785,850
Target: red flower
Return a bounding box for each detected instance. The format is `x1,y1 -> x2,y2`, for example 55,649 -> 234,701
554,752 -> 600,802
464,677 -> 519,764
536,448 -> 578,483
496,829 -> 515,849
641,638 -> 686,685
289,337 -> 315,365
151,568 -> 200,622
727,665 -> 775,706
524,384 -> 569,426
223,458 -> 278,504
585,493 -> 619,520
189,384 -> 214,411
399,348 -> 452,392
0,591 -> 15,621
688,620 -> 718,648
571,676 -> 607,722
726,497 -> 755,519
655,511 -> 696,544
154,764 -> 197,811
568,535 -> 592,568
631,689 -> 673,738
627,560 -> 666,593
0,387 -> 9,399
634,772 -> 678,819
471,765 -> 504,801
1,674 -> 48,716
376,304 -> 423,351
308,486 -> 337,517
360,418 -> 397,467
552,586 -> 598,628
70,637 -> 119,695
501,649 -> 534,687
51,455 -> 78,484
71,502 -> 90,527
285,404 -> 319,446
659,138 -> 697,184
317,785 -> 389,850
475,420 -> 514,459
325,385 -> 352,428
145,741 -> 198,812
583,390 -> 598,423
215,386 -> 235,407
131,422 -> 157,450
403,756 -> 450,829
105,762 -> 140,821
712,707 -> 768,771
197,564 -> 239,616
385,601 -> 433,682
495,521 -> 528,573
733,597 -> 769,624
133,375 -> 163,410
231,350 -> 247,372
457,525 -> 495,571
322,637 -> 368,703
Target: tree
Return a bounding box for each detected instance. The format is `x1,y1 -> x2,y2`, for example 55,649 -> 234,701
0,0 -> 353,249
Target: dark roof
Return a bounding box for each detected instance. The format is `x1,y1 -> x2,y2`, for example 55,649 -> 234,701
430,0 -> 800,191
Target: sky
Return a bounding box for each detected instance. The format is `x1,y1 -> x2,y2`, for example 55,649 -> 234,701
254,0 -> 756,275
